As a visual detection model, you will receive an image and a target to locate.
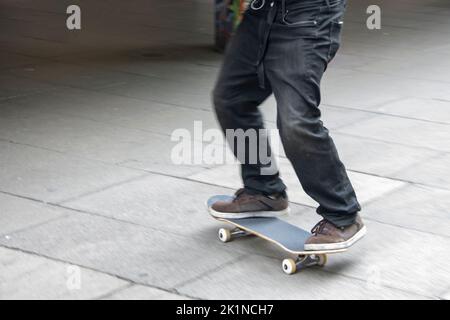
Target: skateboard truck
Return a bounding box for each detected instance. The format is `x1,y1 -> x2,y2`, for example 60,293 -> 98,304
217,226 -> 327,275
218,227 -> 251,243
282,254 -> 327,275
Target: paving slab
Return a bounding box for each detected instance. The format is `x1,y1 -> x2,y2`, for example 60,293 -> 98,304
323,220 -> 450,298
0,74 -> 57,101
337,114 -> 450,152
0,102 -> 211,177
0,247 -> 128,300
321,71 -> 407,110
0,52 -> 45,70
55,52 -> 220,85
176,254 -> 428,300
323,67 -> 450,111
62,174 -> 235,235
7,62 -> 151,92
0,193 -> 67,236
332,133 -> 440,178
356,56 -> 450,84
0,213 -> 243,289
97,77 -> 213,110
365,97 -> 450,124
1,0 -> 450,300
391,153 -> 450,190
0,140 -> 144,203
362,184 -> 450,238
62,171 -> 314,262
6,85 -> 214,128
180,210 -> 448,299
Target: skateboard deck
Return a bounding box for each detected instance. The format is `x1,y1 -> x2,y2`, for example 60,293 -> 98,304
207,195 -> 346,274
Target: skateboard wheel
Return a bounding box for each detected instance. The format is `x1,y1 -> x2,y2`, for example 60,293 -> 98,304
317,254 -> 327,267
282,258 -> 297,275
218,228 -> 232,243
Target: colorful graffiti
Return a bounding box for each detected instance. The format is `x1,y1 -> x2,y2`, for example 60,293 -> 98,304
215,0 -> 249,51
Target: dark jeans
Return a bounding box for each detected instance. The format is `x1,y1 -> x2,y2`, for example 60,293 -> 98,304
212,0 -> 360,227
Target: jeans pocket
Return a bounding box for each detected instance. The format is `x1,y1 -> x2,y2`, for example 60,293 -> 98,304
282,7 -> 319,28
327,20 -> 343,62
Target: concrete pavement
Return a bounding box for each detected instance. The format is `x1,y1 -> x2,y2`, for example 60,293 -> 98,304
0,0 -> 449,299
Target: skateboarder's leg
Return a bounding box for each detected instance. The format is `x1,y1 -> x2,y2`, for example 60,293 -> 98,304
264,0 -> 361,227
213,8 -> 286,195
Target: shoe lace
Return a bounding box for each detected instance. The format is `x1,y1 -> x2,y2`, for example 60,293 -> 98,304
311,219 -> 328,235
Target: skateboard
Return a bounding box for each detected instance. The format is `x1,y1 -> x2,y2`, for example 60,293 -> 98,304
207,195 -> 347,274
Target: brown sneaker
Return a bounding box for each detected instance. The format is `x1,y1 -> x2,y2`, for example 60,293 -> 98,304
304,215 -> 366,251
209,188 -> 290,219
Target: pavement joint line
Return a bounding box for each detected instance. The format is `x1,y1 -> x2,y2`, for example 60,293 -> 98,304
0,152 -> 446,240
0,189 -> 255,258
6,71 -> 213,112
161,176 -> 450,238
93,283 -> 134,300
174,253 -> 248,290
0,189 -> 177,239
0,204 -> 440,300
15,101 -> 434,190
322,102 -> 450,126
0,138 -> 156,201
358,216 -> 450,239
334,131 -> 450,155
0,243 -> 202,300
51,202 -> 270,260
4,115 -> 445,187
5,61 -> 450,151
8,61 -> 450,127
49,46 -> 221,75
342,67 -> 450,85
0,213 -> 68,240
0,189 -> 55,205
344,167 -> 450,192
176,252 -> 435,300
3,181 -> 448,249
386,152 -> 450,186
0,193 -> 444,298
314,266 -> 436,300
0,91 -> 52,102
56,172 -> 151,205
4,96 -> 449,183
26,109 -> 174,139
0,88 -> 74,104
0,137 -> 79,156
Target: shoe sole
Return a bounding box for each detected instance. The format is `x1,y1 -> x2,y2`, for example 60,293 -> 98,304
209,206 -> 290,219
303,225 -> 367,251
